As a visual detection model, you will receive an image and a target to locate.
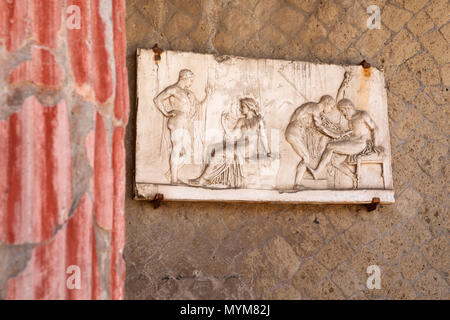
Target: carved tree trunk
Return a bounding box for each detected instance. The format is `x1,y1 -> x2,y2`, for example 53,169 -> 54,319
0,0 -> 129,300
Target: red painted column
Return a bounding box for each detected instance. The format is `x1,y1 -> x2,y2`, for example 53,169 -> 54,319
0,0 -> 129,299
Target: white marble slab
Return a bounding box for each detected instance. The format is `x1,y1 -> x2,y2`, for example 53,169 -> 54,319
135,49 -> 395,204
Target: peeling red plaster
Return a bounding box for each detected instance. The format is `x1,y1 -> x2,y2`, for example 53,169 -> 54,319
112,0 -> 129,124
0,0 -> 28,52
67,0 -> 91,87
91,0 -> 113,105
66,193 -> 93,300
9,47 -> 64,87
1,97 -> 71,244
111,126 -> 126,300
31,0 -> 61,49
93,112 -> 113,231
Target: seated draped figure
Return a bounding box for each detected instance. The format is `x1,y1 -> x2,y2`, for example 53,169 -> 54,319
188,97 -> 272,189
307,98 -> 384,189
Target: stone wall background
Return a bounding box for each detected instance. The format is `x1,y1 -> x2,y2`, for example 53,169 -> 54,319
125,0 -> 449,299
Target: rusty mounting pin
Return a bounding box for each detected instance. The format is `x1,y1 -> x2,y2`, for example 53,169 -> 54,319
151,193 -> 164,209
152,43 -> 163,62
365,197 -> 380,212
360,60 -> 371,69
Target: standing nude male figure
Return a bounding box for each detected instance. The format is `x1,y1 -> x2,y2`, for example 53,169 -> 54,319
309,99 -> 381,186
153,69 -> 209,183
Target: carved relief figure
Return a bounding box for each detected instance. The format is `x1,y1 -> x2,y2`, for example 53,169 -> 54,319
309,99 -> 384,187
189,98 -> 271,188
285,72 -> 352,189
153,69 -> 209,183
285,95 -> 337,189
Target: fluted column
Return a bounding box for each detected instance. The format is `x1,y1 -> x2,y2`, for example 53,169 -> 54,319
0,0 -> 129,300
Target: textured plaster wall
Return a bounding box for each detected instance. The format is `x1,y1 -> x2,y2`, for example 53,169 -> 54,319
125,0 -> 449,299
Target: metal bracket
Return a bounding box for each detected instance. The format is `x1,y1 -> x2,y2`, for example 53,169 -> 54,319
365,197 -> 380,212
152,43 -> 163,62
360,60 -> 371,69
150,193 -> 164,209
